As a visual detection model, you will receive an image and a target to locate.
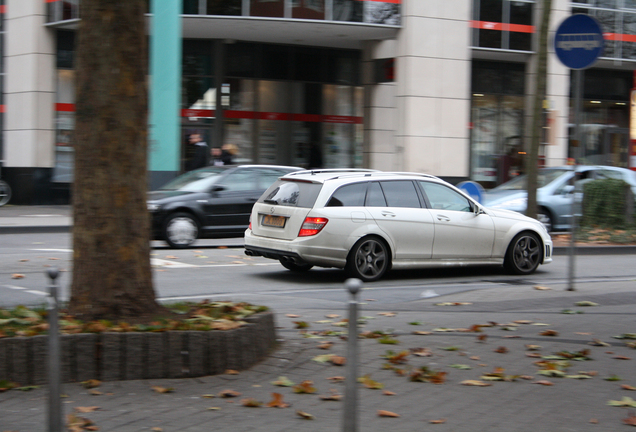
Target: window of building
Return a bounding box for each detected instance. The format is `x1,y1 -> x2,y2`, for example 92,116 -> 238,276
251,0 -> 285,18
472,0 -> 534,52
292,0 -> 325,20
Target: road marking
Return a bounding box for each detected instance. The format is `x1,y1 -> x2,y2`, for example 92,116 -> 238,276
26,290 -> 48,296
151,258 -> 197,268
4,285 -> 26,290
31,248 -> 72,253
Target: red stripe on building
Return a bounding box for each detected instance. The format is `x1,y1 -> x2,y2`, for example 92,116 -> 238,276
258,112 -> 290,121
470,20 -> 535,33
361,0 -> 401,4
0,5 -> 6,13
55,103 -> 75,112
0,105 -> 5,113
604,32 -> 636,43
224,110 -> 255,119
45,0 -> 59,3
181,109 -> 214,118
323,115 -> 363,124
292,113 -> 322,122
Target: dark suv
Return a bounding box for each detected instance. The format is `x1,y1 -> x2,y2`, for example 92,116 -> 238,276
148,165 -> 302,248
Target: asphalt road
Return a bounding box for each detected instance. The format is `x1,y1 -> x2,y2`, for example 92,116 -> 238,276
1,232 -> 635,310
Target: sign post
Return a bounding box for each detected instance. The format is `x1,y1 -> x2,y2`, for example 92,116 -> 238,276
554,14 -> 604,291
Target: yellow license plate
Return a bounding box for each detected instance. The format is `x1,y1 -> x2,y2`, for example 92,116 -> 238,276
262,214 -> 286,228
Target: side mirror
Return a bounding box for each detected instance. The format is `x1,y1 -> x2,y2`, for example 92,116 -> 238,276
562,185 -> 574,195
473,203 -> 485,215
211,185 -> 226,193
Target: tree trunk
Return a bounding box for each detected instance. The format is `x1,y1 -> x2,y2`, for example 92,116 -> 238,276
69,0 -> 162,320
527,0 -> 552,221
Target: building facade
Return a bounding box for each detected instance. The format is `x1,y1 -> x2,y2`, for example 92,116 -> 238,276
1,0 -> 635,204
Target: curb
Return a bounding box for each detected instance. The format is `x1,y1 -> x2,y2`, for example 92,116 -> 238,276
0,312 -> 277,385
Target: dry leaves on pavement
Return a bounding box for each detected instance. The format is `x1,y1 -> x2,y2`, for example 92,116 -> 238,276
74,406 -> 100,413
218,389 -> 241,398
297,410 -> 315,420
461,380 -> 491,387
241,398 -> 262,407
266,392 -> 290,408
377,410 -> 400,417
293,380 -> 317,394
151,386 -> 174,394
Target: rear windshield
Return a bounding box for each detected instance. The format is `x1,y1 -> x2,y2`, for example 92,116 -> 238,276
492,168 -> 570,191
258,179 -> 322,208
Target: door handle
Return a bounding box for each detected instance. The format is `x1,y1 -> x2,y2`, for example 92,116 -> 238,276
381,211 -> 396,218
246,198 -> 258,202
436,215 -> 450,222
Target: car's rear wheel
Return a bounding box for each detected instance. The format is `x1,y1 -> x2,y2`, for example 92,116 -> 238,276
537,207 -> 553,233
346,236 -> 390,282
504,232 -> 542,275
279,259 -> 313,272
164,212 -> 199,248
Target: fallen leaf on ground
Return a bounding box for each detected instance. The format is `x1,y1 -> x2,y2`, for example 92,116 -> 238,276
430,419 -> 447,424
286,314 -> 301,318
88,390 -> 102,396
460,380 -> 491,387
358,375 -> 384,389
225,369 -> 239,375
377,312 -> 396,317
265,393 -> 290,408
382,390 -> 396,396
325,314 -> 340,318
622,385 -> 636,391
327,376 -> 345,382
330,355 -> 346,366
589,419 -> 598,424
469,356 -> 480,361
297,410 -> 315,420
410,347 -> 432,357
624,413 -> 636,426
608,397 -> 636,407
435,302 -> 472,306
218,389 -> 241,398
11,274 -> 25,279
74,406 -> 100,413
201,394 -> 216,398
614,355 -> 632,360
377,410 -> 400,417
293,380 -> 317,394
165,255 -> 178,259
575,301 -> 599,307
539,330 -> 559,336
151,386 -> 174,393
271,376 -> 295,387
319,389 -> 342,401
317,341 -> 333,350
241,398 -> 262,407
533,380 -> 555,386
588,339 -> 610,347
534,285 -> 551,290
494,346 -> 508,354
412,331 -> 432,335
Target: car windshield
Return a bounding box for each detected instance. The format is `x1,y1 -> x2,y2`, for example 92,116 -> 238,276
158,167 -> 226,192
492,168 -> 571,191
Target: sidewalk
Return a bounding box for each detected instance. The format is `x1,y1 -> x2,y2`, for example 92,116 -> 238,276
2,278 -> 636,431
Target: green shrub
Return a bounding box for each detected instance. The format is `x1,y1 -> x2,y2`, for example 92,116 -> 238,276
581,179 -> 634,229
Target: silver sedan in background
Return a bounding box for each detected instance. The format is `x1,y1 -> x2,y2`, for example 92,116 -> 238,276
482,165 -> 636,232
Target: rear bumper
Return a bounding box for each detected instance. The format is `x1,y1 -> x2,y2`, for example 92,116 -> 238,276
244,230 -> 347,268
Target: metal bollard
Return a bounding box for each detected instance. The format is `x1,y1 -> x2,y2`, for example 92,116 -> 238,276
47,268 -> 62,432
343,278 -> 362,432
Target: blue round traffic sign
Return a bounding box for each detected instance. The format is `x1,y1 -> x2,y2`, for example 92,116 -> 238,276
457,181 -> 485,204
554,14 -> 604,70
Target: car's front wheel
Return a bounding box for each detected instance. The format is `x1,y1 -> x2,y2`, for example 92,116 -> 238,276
279,259 -> 313,272
346,236 -> 390,282
163,212 -> 199,248
504,232 -> 542,275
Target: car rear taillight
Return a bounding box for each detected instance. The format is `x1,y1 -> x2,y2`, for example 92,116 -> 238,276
298,217 -> 328,237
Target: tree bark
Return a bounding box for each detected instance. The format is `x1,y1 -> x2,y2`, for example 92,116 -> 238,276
527,0 -> 552,221
69,0 -> 162,320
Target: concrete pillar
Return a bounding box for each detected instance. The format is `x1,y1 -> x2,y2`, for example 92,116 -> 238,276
4,0 -> 56,168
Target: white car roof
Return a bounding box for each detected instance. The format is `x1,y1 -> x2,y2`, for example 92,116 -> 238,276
282,169 -> 443,185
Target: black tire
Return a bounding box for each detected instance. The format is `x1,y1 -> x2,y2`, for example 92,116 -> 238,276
163,212 -> 199,248
345,236 -> 390,282
279,259 -> 313,272
504,231 -> 542,275
0,180 -> 11,207
537,207 -> 553,233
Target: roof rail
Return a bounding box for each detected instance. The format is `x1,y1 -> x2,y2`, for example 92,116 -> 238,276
288,168 -> 379,176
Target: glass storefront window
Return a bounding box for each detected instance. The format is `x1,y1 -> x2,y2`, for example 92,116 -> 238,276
183,0 -> 199,14
258,80 -> 292,163
510,1 -> 533,51
52,70 -> 76,183
323,84 -> 355,168
333,0 -> 363,22
250,0 -> 285,18
183,77 -> 215,110
477,0 -> 503,49
292,0 -> 325,20
224,79 -> 256,164
364,2 -> 401,25
207,0 -> 242,16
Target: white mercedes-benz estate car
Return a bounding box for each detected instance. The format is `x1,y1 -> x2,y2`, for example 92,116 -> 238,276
244,169 -> 553,282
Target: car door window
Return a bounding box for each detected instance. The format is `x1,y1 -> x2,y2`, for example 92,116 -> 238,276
255,169 -> 286,190
379,181 -> 421,208
222,170 -> 255,192
327,182 -> 367,207
418,182 -> 472,212
365,181 -> 387,207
